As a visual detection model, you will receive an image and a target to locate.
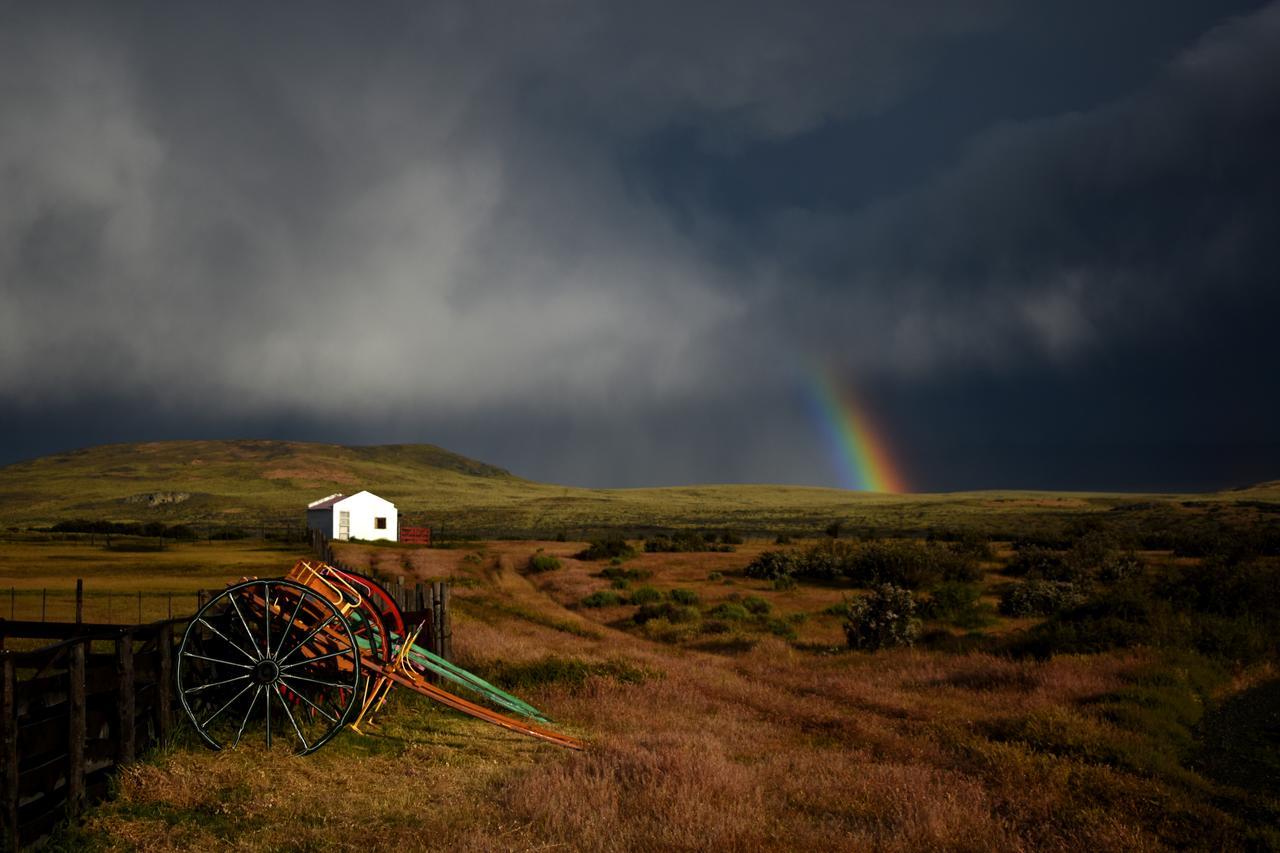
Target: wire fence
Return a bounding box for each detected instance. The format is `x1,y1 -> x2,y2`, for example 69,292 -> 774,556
1,585 -> 206,627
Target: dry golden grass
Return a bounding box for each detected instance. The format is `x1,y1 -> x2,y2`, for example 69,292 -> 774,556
31,538 -> 1275,851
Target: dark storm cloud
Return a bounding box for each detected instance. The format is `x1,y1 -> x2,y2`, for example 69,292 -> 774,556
764,2 -> 1280,381
0,1 -> 1276,488
0,0 -> 1007,413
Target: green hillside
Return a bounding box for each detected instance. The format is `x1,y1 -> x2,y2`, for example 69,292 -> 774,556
0,440 -> 1276,538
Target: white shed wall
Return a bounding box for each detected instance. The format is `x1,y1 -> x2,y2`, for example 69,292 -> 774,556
332,491 -> 398,542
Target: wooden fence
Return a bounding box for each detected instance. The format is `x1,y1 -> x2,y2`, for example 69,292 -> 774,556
309,530 -> 451,660
399,526 -> 432,545
0,617 -> 185,850
0,538 -> 453,849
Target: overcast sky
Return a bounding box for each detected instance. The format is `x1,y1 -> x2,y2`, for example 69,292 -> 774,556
1,0 -> 1277,491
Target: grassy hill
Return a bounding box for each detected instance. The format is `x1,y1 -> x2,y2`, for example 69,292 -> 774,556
0,439 -> 1276,538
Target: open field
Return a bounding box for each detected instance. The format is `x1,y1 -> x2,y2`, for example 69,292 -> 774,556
0,539 -> 305,625
2,441 -> 1277,849
3,440 -> 1279,539
3,527 -> 1273,851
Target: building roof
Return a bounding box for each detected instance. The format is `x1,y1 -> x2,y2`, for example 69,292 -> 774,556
306,490 -> 396,510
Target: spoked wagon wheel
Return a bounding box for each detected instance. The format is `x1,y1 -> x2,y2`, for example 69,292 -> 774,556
177,578 -> 361,755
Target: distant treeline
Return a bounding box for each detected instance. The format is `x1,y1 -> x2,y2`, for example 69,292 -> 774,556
46,519 -> 309,542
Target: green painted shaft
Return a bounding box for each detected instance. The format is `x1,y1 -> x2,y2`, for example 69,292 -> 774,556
351,626 -> 548,722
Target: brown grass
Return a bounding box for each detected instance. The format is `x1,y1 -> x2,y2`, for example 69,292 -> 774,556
36,538 -> 1273,851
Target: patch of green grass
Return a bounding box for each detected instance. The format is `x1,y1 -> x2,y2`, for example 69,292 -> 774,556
525,552 -> 562,574
475,656 -> 656,691
581,590 -> 625,608
629,586 -> 661,604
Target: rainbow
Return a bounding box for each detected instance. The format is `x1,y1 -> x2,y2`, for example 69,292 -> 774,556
805,369 -> 908,493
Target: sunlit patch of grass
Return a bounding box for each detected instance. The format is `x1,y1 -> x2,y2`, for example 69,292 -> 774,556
472,655 -> 657,692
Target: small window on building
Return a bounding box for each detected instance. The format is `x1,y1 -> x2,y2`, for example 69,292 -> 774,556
375,517 -> 387,530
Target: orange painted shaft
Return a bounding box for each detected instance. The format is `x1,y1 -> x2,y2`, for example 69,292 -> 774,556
362,659 -> 585,750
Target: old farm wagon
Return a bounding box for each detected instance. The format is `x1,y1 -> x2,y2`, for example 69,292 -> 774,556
176,560 -> 582,753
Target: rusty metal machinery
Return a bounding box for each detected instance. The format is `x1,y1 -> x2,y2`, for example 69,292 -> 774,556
175,561 -> 583,754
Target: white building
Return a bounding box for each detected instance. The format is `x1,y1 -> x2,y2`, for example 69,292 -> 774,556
306,491 -> 398,542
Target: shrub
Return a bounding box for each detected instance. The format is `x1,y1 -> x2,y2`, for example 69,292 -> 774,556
937,549 -> 984,583
795,539 -> 849,581
700,619 -> 733,635
998,580 -> 1085,617
1005,546 -> 1069,579
919,582 -> 995,629
634,602 -> 701,625
774,533 -> 792,545
772,575 -> 796,591
707,571 -> 723,582
846,541 -> 943,589
742,595 -> 771,615
581,590 -> 625,608
952,530 -> 994,561
1068,530 -> 1115,573
526,552 -> 562,574
668,588 -> 699,606
1098,552 -> 1143,583
709,602 -> 749,621
841,585 -> 920,651
743,550 -> 794,580
921,582 -> 977,618
765,617 -> 798,640
644,531 -> 733,553
577,536 -> 637,561
640,618 -> 700,643
629,586 -> 661,604
610,578 -> 630,590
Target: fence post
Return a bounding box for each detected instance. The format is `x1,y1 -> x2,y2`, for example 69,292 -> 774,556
116,632 -> 135,764
2,653 -> 18,852
6,589 -> 10,621
75,579 -> 83,625
167,593 -> 173,619
197,589 -> 207,610
41,589 -> 46,622
67,643 -> 86,818
431,583 -> 443,659
396,576 -> 405,611
156,624 -> 173,744
440,583 -> 451,661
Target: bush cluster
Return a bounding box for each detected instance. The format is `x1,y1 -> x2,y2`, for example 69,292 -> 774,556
598,566 -> 651,582
51,519 -> 201,539
998,580 -> 1086,618
744,540 -> 979,589
919,582 -> 995,629
1013,553 -> 1280,663
576,536 -> 637,561
634,602 -> 701,625
580,590 -> 625,608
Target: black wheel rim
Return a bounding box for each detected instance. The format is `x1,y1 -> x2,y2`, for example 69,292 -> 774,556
176,578 -> 361,755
